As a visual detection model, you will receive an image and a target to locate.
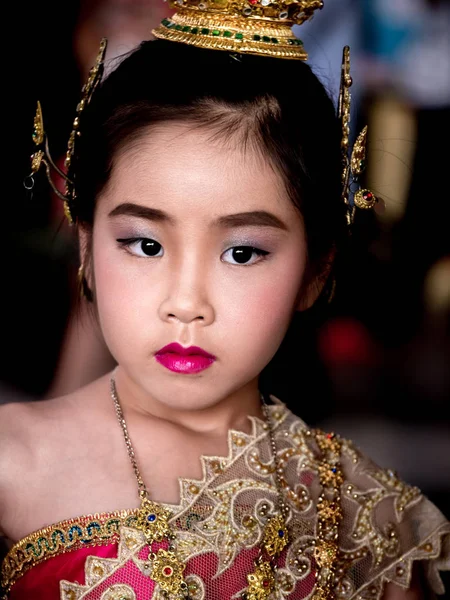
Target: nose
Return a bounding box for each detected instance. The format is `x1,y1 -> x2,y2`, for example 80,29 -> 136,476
158,257 -> 215,326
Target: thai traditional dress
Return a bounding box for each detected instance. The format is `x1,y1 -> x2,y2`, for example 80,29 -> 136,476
1,400 -> 449,599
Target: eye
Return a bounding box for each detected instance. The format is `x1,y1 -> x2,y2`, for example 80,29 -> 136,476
222,246 -> 269,266
117,238 -> 164,258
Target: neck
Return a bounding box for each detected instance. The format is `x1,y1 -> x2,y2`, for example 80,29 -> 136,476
111,367 -> 264,437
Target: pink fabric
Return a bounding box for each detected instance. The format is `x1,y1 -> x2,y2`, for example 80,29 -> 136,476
9,544 -> 118,600
8,542 -> 316,599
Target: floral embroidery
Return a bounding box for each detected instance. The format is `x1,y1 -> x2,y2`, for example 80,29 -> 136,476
2,401 -> 450,600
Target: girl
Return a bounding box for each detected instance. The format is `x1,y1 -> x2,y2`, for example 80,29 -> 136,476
1,1 -> 449,598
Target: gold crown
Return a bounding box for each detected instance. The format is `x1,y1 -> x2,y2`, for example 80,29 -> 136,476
152,0 -> 324,60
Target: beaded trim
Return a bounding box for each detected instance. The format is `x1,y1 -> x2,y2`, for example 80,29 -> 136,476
0,510 -> 139,595
312,431 -> 343,600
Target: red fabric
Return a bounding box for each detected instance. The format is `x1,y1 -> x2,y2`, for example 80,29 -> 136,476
8,542 -> 316,599
9,544 -> 118,599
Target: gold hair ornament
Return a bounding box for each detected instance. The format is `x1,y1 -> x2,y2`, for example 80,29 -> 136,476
339,46 -> 377,225
26,39 -> 108,225
27,101 -> 74,222
64,38 -> 107,224
152,0 -> 324,60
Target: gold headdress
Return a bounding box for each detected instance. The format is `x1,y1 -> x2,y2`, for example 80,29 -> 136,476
152,0 -> 323,60
27,3 -> 376,227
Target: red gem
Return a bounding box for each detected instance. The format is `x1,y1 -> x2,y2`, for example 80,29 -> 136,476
327,433 -> 333,439
249,0 -> 258,4
364,192 -> 373,199
263,579 -> 270,587
163,566 -> 173,577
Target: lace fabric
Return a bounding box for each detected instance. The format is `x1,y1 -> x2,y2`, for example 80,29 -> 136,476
2,400 -> 449,599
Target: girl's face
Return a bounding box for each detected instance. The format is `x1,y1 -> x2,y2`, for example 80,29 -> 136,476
90,124 -> 309,412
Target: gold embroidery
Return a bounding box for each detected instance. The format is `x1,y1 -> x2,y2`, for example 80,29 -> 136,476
245,558 -> 275,599
313,431 -> 343,600
369,468 -> 421,516
184,575 -> 205,600
286,535 -> 315,580
344,486 -> 400,565
2,404 -> 288,596
85,553 -> 129,587
1,510 -> 139,595
150,548 -> 187,595
200,479 -> 273,572
101,584 -> 136,599
275,568 -> 296,595
2,403 -> 446,600
60,581 -> 84,600
136,498 -> 172,543
262,514 -> 289,557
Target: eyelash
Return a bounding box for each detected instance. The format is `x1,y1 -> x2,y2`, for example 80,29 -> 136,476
116,237 -> 270,266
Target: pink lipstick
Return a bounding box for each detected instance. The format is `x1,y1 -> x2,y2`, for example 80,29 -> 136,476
155,343 -> 216,374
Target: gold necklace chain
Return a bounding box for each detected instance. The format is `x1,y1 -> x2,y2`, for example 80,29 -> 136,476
110,376 -> 289,599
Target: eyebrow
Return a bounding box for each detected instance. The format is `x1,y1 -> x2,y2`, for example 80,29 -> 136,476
108,203 -> 289,231
109,203 -> 175,224
216,211 -> 288,231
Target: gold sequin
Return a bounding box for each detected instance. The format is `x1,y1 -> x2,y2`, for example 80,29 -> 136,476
93,565 -> 105,577
242,515 -> 257,528
233,434 -> 246,447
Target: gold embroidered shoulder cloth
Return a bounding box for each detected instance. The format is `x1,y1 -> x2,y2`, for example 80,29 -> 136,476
2,402 -> 449,599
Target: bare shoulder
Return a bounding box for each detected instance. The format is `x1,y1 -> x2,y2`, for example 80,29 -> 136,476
0,375 -> 110,469
0,374 -> 111,536
0,396 -> 73,493
0,400 -> 47,467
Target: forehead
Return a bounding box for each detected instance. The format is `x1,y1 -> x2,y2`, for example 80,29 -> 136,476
99,123 -> 300,222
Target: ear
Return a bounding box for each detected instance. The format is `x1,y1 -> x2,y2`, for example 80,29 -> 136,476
296,249 -> 336,312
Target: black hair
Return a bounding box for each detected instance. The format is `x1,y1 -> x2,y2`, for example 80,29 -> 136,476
75,39 -> 347,289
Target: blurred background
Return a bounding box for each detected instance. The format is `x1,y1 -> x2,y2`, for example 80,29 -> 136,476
2,0 -> 449,535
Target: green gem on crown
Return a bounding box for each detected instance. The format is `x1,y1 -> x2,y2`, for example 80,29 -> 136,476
160,19 -> 286,47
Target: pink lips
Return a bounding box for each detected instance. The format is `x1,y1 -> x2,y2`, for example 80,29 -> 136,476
155,342 -> 216,374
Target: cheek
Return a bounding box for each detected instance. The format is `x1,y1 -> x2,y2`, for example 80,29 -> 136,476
221,252 -> 306,343
91,242 -> 155,345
